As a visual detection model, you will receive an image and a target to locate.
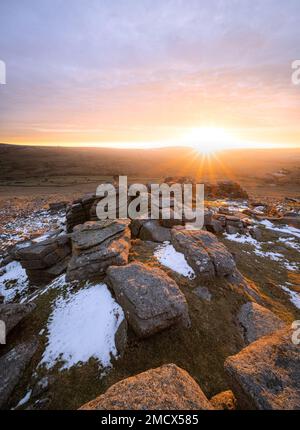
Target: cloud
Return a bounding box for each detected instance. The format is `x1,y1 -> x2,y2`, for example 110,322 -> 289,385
0,0 -> 300,144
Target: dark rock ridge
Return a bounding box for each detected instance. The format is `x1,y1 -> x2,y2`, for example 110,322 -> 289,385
225,327 -> 300,410
205,181 -> 248,199
66,219 -> 131,281
79,364 -> 214,410
164,177 -> 248,199
66,189 -> 132,233
65,180 -> 248,233
107,262 -> 190,338
206,212 -> 251,235
66,193 -> 98,233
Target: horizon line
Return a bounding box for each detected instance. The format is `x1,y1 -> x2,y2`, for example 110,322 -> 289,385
1,141 -> 300,151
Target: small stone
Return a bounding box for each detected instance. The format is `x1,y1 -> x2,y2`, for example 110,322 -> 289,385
210,390 -> 237,410
193,286 -> 212,302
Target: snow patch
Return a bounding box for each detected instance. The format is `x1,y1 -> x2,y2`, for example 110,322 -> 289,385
259,220 -> 300,238
283,261 -> 299,272
0,261 -> 29,303
224,233 -> 258,245
281,285 -> 300,309
278,237 -> 300,251
14,389 -> 32,409
224,233 -> 299,269
40,283 -> 124,370
154,242 -> 195,279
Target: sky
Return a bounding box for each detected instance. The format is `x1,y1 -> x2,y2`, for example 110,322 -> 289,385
0,0 -> 300,149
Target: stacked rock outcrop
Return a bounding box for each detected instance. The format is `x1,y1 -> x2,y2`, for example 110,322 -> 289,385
66,219 -> 131,281
17,235 -> 71,284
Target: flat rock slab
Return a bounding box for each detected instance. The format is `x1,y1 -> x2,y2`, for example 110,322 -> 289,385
79,364 -> 213,410
171,228 -> 236,279
0,338 -> 38,409
17,235 -> 70,270
225,327 -> 300,410
107,262 -> 190,338
71,220 -> 128,251
238,302 -> 285,344
67,219 -> 131,281
0,303 -> 36,337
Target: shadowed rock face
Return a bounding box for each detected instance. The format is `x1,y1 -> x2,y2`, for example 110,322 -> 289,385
0,338 -> 39,409
17,235 -> 70,269
225,327 -> 300,410
139,220 -> 171,243
107,262 -> 190,338
237,302 -> 285,345
16,235 -> 71,284
0,303 -> 36,337
66,219 -> 131,281
79,364 -> 214,410
171,228 -> 236,280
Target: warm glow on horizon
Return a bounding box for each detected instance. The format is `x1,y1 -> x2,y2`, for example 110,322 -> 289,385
6,134 -> 298,152
180,127 -> 237,154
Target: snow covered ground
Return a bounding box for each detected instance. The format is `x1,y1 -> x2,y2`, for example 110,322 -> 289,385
224,220 -> 300,272
40,282 -> 124,370
154,242 -> 195,279
224,232 -> 286,261
1,261 -> 125,373
224,221 -> 300,309
258,219 -> 300,239
0,207 -> 126,377
0,209 -> 65,253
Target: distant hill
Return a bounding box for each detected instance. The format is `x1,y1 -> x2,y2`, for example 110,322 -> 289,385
1,143 -> 300,183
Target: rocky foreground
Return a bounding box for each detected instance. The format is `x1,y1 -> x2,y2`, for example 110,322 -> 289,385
0,179 -> 299,410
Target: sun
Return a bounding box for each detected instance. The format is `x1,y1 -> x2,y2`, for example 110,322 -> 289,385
181,127 -> 237,154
